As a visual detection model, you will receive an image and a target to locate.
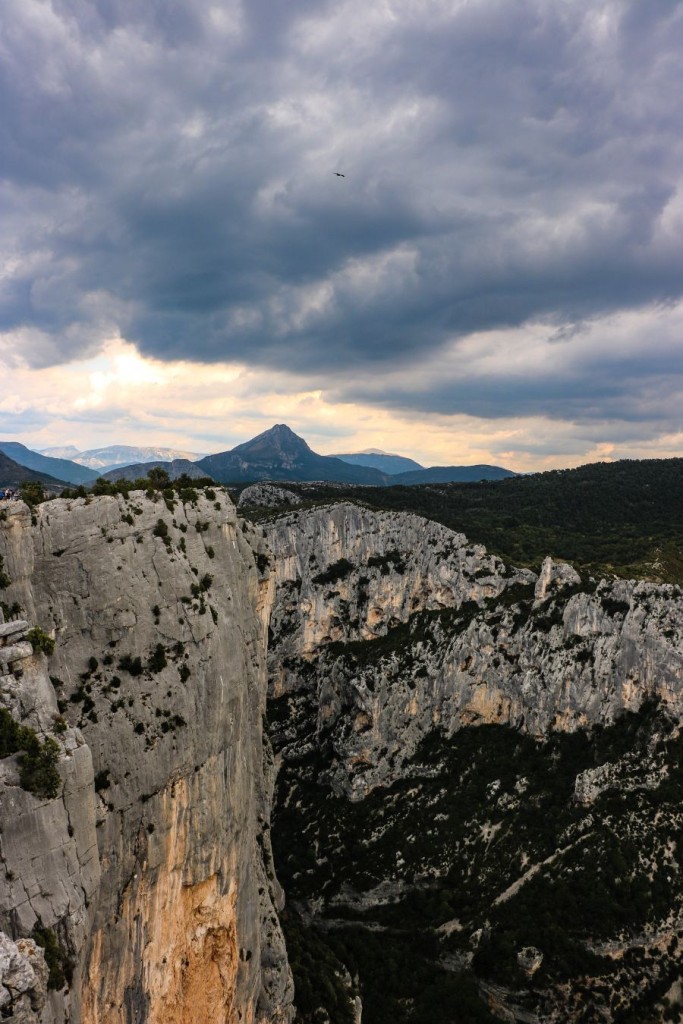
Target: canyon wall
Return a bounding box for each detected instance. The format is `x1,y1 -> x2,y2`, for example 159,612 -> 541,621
0,494 -> 293,1024
266,504 -> 683,795
263,502 -> 683,1024
2,492 -> 682,1023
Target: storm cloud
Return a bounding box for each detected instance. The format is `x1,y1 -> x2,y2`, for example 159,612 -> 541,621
1,0 -> 682,440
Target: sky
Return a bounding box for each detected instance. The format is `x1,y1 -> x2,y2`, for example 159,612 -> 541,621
1,0 -> 682,471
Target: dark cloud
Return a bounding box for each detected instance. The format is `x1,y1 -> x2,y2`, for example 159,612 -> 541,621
1,0 -> 682,428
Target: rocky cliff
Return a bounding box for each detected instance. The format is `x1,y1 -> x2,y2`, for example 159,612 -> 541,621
2,488 -> 683,1024
0,493 -> 293,1024
256,501 -> 683,1023
265,504 -> 682,795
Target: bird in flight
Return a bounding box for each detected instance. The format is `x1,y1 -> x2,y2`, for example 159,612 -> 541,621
333,171 -> 345,177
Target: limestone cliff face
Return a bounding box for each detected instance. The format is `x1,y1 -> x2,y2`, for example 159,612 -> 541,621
267,503 -> 533,693
265,507 -> 683,796
263,502 -> 683,1024
0,494 -> 293,1024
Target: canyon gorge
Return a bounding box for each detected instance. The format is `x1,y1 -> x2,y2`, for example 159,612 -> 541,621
1,484 -> 682,1022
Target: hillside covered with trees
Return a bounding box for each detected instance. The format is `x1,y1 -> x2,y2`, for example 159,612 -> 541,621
242,458 -> 683,583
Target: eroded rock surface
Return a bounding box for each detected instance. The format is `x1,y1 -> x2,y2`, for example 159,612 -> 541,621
260,500 -> 683,1023
265,504 -> 682,796
237,485 -> 303,510
0,933 -> 49,1023
0,495 -> 293,1024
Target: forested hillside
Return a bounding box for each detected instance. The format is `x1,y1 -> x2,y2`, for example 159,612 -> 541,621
246,459 -> 683,583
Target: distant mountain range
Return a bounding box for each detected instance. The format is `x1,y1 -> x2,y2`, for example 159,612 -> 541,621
0,450 -> 67,489
333,449 -> 424,474
197,425 -> 388,484
4,426 -> 516,488
391,464 -> 516,484
195,425 -> 516,485
0,442 -> 98,485
40,444 -> 205,470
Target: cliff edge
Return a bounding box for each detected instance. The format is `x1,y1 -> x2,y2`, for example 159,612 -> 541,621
0,493 -> 293,1024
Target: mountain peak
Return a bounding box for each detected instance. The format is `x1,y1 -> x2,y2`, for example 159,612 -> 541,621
235,424 -> 313,458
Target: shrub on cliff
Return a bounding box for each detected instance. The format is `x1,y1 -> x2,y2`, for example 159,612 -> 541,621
147,644 -> 167,673
312,558 -> 354,585
0,708 -> 62,798
19,481 -> 45,508
27,626 -> 55,656
31,925 -> 73,990
118,653 -> 143,676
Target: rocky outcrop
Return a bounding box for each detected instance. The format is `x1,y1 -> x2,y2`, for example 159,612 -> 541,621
0,597 -> 99,1023
533,554 -> 581,605
264,504 -> 682,796
0,494 -> 293,1024
0,933 -> 49,1022
262,502 -> 683,1024
266,502 -> 533,693
237,485 -> 302,510
3,486 -> 682,1024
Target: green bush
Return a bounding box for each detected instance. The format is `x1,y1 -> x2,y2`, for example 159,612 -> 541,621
27,626 -> 55,656
255,551 -> 270,574
19,481 -> 45,508
118,654 -> 143,676
19,737 -> 61,799
32,925 -> 73,990
312,558 -> 354,585
0,708 -> 62,798
147,644 -> 167,673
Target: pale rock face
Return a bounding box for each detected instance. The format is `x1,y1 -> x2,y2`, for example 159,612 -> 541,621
0,581 -> 99,1023
533,554 -> 581,605
0,933 -> 49,1023
266,503 -> 534,695
238,485 -> 303,509
0,496 -> 293,1024
264,505 -> 683,797
3,487 -> 682,1023
517,946 -> 543,977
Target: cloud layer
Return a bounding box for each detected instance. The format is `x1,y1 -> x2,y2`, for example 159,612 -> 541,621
1,0 -> 682,461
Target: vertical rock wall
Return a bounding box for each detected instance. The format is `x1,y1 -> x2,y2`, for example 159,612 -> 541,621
0,494 -> 292,1023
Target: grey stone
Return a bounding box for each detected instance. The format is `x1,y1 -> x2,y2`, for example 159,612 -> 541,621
0,494 -> 293,1024
238,483 -> 303,509
0,933 -> 48,1023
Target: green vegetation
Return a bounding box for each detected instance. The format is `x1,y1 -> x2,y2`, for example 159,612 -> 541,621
94,769 -> 111,791
190,573 -> 213,598
367,549 -> 406,574
263,458 -> 683,582
118,653 -> 143,676
0,708 -> 61,798
312,557 -> 355,585
152,519 -> 170,545
270,695 -> 683,1021
254,551 -> 270,574
0,554 -> 10,589
147,644 -> 167,673
31,925 -> 73,990
63,472 -> 217,500
19,480 -> 46,508
280,909 -> 360,1024
27,626 -> 55,656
